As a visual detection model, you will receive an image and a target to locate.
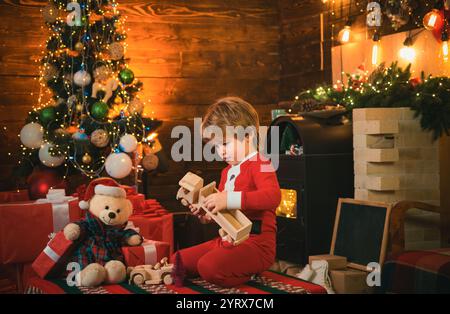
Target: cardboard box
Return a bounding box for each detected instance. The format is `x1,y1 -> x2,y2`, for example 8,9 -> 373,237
308,254 -> 347,270
330,269 -> 374,294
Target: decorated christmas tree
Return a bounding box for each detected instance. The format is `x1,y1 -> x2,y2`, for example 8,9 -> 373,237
15,0 -> 164,188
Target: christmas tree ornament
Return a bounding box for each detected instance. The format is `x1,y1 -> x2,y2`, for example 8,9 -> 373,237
114,95 -> 123,104
423,9 -> 444,31
108,103 -> 125,119
142,153 -> 159,171
90,129 -> 110,148
82,153 -> 92,164
119,68 -> 135,85
74,42 -> 84,52
108,42 -> 124,60
53,128 -> 70,141
92,66 -> 119,103
42,4 -> 59,24
39,143 -> 65,168
91,101 -> 109,121
105,152 -> 133,179
43,64 -> 58,81
76,103 -> 84,112
74,70 -> 92,87
72,128 -> 89,141
128,98 -> 144,114
93,65 -> 110,81
119,134 -> 138,153
27,168 -> 66,200
66,125 -> 78,134
39,106 -> 57,125
20,122 -> 44,149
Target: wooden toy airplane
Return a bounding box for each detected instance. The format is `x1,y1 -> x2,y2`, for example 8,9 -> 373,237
176,172 -> 252,246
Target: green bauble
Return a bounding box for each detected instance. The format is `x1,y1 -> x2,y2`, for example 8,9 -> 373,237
119,68 -> 135,85
91,101 -> 109,121
39,107 -> 56,125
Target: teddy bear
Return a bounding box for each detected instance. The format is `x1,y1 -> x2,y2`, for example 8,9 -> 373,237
64,177 -> 143,287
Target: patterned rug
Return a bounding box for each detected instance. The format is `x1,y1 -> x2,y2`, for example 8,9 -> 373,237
25,270 -> 326,294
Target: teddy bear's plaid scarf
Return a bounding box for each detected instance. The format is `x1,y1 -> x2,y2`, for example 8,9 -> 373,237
69,211 -> 140,269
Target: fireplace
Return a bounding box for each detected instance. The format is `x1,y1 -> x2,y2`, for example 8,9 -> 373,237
267,115 -> 354,264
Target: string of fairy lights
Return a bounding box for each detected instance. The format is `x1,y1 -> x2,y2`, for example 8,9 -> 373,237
15,0 -> 160,181
323,0 -> 450,65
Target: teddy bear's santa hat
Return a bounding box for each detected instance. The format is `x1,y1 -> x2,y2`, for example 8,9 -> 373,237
79,177 -> 127,210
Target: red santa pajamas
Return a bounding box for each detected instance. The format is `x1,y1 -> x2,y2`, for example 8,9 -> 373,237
172,152 -> 281,287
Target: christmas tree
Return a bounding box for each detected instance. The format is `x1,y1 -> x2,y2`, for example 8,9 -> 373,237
15,0 -> 164,184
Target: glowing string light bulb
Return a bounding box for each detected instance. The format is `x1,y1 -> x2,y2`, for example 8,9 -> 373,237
371,32 -> 381,66
399,36 -> 416,63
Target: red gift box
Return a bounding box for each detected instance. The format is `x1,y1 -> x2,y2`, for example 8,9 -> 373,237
122,240 -> 170,267
0,190 -> 29,203
0,199 -> 82,264
31,231 -> 75,279
127,193 -> 146,214
128,212 -> 173,254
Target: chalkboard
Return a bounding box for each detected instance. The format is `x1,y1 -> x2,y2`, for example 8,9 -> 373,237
330,198 -> 391,271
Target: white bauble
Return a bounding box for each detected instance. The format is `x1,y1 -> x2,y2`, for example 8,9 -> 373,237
20,123 -> 44,149
105,153 -> 132,179
119,134 -> 138,153
73,70 -> 92,87
39,143 -> 65,167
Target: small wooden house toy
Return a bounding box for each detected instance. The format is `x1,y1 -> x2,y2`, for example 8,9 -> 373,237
176,172 -> 204,206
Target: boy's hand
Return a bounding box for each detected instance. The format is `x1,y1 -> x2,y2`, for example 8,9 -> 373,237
189,204 -> 212,224
204,191 -> 227,214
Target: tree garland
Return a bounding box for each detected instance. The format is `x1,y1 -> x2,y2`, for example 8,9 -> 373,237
293,62 -> 450,141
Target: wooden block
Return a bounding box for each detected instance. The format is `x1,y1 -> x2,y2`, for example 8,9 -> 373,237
355,189 -> 397,202
353,120 -> 399,135
330,269 -> 373,294
353,108 -> 402,121
366,176 -> 400,191
308,254 -> 347,270
354,148 -> 399,162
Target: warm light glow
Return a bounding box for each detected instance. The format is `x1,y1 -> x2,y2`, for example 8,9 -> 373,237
443,40 -> 449,62
399,46 -> 416,62
372,42 -> 380,65
145,132 -> 158,142
423,9 -> 443,30
338,25 -> 351,44
276,189 -> 297,218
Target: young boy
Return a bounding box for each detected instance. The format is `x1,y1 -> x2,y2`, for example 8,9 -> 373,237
173,97 -> 281,288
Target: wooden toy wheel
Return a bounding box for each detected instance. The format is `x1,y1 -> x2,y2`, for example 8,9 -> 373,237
132,274 -> 145,285
162,273 -> 173,285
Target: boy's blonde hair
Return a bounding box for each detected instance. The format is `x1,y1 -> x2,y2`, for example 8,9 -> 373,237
202,97 -> 260,141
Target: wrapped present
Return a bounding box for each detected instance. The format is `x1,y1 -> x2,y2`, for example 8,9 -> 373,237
0,194 -> 82,264
32,231 -> 75,279
122,240 -> 170,267
127,193 -> 146,214
128,211 -> 173,254
0,190 -> 29,203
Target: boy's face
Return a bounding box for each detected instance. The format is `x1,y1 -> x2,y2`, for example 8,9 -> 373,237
213,134 -> 254,166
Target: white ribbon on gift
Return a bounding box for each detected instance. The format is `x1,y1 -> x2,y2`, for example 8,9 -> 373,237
43,245 -> 61,262
142,241 -> 157,265
36,193 -> 77,232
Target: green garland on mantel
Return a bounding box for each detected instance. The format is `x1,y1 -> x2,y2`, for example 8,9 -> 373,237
293,62 -> 450,141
